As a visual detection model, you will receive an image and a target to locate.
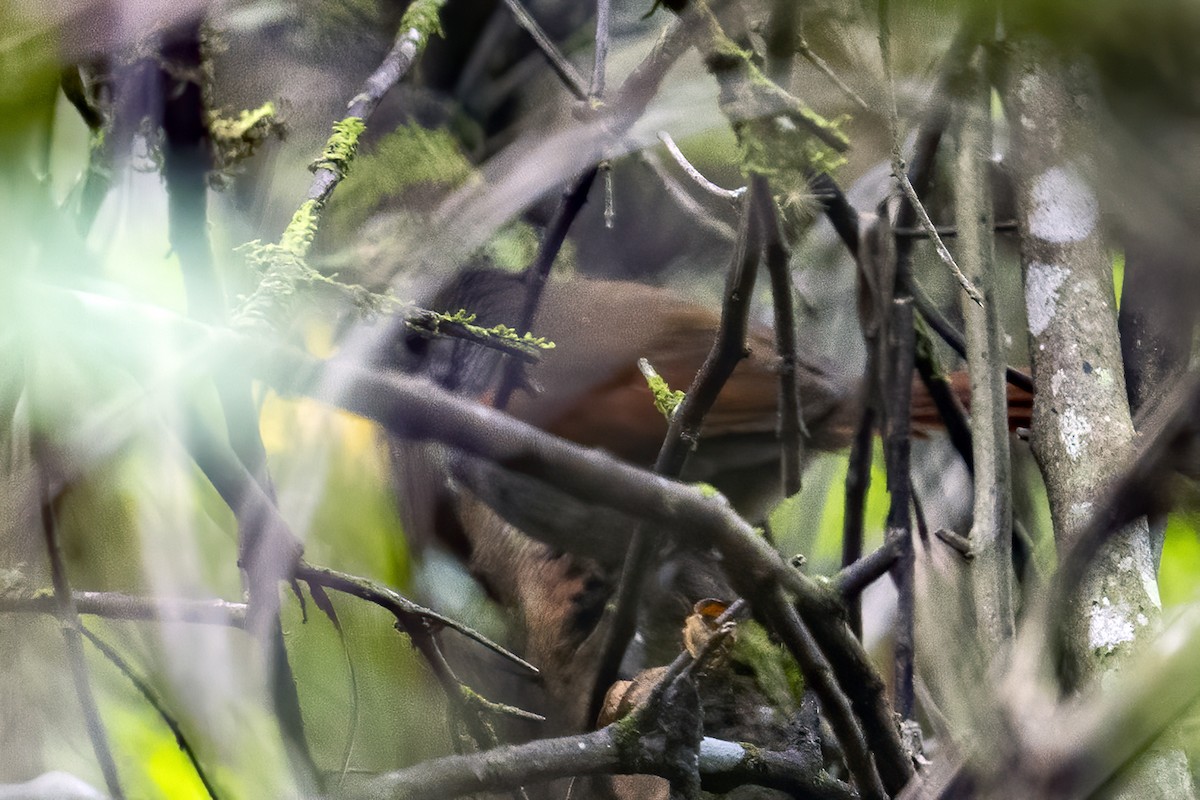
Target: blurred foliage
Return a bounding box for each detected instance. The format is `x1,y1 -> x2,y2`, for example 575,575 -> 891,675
4,0 -> 1200,795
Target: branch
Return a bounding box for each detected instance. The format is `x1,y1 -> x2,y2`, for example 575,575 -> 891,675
0,591 -> 246,627
295,562 -> 538,677
80,626 -> 219,799
658,131 -> 745,202
750,175 -> 804,496
833,534 -> 904,600
884,297 -> 917,720
492,167 -> 598,410
357,724 -> 855,800
756,591 -> 887,800
38,487 -> 124,799
590,0 -> 611,98
954,44 -> 1014,643
234,0 -> 447,333
589,194 -> 760,723
500,0 -> 589,100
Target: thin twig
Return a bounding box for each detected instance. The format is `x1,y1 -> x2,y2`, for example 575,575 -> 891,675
590,0 -> 611,98
893,170 -> 985,306
750,175 -> 804,495
833,534 -> 904,600
796,36 -> 871,111
756,591 -> 887,800
80,625 -> 220,799
908,273 -> 1034,393
296,562 -> 539,676
658,131 -> 745,202
884,297 -> 917,719
39,490 -> 125,799
588,195 -> 761,724
500,0 -> 589,100
881,19 -> 987,305
0,591 -> 246,627
640,151 -> 738,240
492,167 -> 598,410
894,220 -> 1019,238
912,326 -> 975,472
840,402 -> 875,640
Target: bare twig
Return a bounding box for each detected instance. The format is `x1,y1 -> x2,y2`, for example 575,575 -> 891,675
590,0 -> 611,98
39,490 -> 124,799
80,625 -> 220,800
500,0 -> 589,100
756,591 -> 888,800
840,370 -> 876,640
657,131 -> 745,202
894,171 -> 984,305
877,1 -> 984,307
894,220 -> 1019,238
833,533 -> 904,600
640,150 -> 738,240
884,297 -> 916,719
295,562 -> 539,677
492,168 -> 598,410
589,195 -> 760,724
0,591 -> 246,627
795,36 -> 871,111
750,175 -> 804,495
955,44 -> 1014,643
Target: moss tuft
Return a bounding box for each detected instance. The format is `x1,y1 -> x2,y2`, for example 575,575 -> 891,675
310,116 -> 366,179
328,123 -> 474,235
399,0 -> 447,38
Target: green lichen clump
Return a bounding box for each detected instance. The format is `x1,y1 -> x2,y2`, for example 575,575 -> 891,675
280,199 -> 322,258
234,200 -> 395,332
698,10 -> 849,221
735,109 -> 850,183
641,362 -> 685,420
434,309 -> 556,350
485,223 -> 541,272
310,116 -> 366,179
209,101 -> 284,182
399,0 -> 446,38
730,622 -> 804,712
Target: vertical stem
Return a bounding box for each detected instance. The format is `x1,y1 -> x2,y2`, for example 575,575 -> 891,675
750,175 -> 804,496
493,168 -> 598,411
955,46 -> 1013,644
589,0 -> 611,98
588,198 -> 761,723
841,407 -> 874,639
39,491 -> 125,799
885,297 -> 915,719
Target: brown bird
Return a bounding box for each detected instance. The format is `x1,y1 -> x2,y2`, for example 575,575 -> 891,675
388,267 -> 1032,738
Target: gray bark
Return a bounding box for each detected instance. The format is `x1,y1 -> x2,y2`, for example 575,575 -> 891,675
1006,38 -> 1195,800
955,48 -> 1014,647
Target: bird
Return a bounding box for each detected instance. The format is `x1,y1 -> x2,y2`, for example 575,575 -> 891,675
385,265 -> 1033,738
